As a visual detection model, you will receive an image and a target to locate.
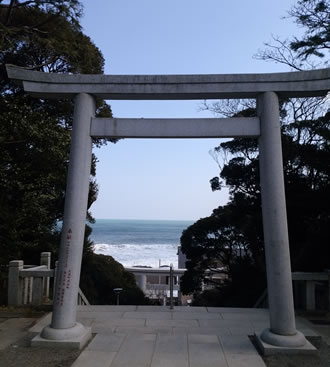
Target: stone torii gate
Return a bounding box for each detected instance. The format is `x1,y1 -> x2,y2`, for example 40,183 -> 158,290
6,65 -> 330,352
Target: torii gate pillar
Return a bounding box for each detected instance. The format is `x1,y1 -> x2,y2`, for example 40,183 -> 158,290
32,93 -> 94,348
256,92 -> 307,352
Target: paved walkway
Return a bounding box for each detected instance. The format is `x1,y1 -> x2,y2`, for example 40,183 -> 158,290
30,306 -> 320,367
0,315 -> 37,351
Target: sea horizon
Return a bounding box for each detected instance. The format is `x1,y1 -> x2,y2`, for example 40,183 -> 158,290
89,218 -> 193,268
93,217 -> 196,222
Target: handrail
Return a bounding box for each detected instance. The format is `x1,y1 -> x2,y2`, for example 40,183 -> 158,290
292,272 -> 329,281
254,271 -> 330,311
20,269 -> 54,277
146,284 -> 180,291
77,288 -> 90,305
8,253 -> 90,306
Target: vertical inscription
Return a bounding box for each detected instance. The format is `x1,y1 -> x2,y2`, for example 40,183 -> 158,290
55,228 -> 72,306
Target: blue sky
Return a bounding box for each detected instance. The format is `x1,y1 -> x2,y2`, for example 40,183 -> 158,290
80,0 -> 301,221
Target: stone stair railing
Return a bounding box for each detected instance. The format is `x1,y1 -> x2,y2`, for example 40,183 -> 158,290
77,287 -> 90,305
292,271 -> 330,311
8,252 -> 89,306
254,271 -> 330,311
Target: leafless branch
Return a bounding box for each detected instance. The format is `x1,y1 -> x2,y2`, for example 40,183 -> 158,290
199,99 -> 255,118
254,36 -> 305,71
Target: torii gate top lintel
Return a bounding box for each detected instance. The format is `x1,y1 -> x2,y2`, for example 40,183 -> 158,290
6,64 -> 330,100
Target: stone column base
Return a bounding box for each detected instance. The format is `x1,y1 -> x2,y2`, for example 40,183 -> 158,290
255,329 -> 317,355
31,322 -> 91,350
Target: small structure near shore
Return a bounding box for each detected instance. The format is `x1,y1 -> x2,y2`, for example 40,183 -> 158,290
126,266 -> 186,305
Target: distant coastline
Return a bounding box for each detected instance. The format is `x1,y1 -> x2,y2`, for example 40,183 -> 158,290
93,218 -> 196,223
90,218 -> 193,268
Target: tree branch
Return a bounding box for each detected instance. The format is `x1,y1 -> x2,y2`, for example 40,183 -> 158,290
4,0 -> 15,25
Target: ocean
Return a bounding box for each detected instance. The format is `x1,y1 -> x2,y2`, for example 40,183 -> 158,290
90,219 -> 193,268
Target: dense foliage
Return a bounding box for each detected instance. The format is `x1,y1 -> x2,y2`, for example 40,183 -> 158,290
257,0 -> 330,70
180,0 -> 330,306
0,0 -> 143,305
81,253 -> 147,305
0,0 -> 108,263
289,0 -> 330,62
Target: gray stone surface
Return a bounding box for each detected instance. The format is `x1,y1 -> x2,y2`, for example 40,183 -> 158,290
188,334 -> 219,343
87,333 -> 125,351
225,354 -> 266,367
7,261 -> 24,306
221,335 -> 259,355
229,326 -> 257,336
222,313 -> 269,321
172,311 -> 222,320
199,319 -> 253,328
6,65 -> 330,99
123,311 -> 172,320
29,313 -> 51,332
137,306 -> 172,312
173,327 -> 232,336
151,334 -> 189,367
78,311 -> 123,319
92,318 -> 146,331
78,305 -> 137,312
147,319 -> 199,327
71,350 -> 116,367
0,318 -> 35,330
188,334 -> 228,367
51,93 -> 95,332
258,91 -> 306,348
91,324 -> 116,334
115,326 -> 172,335
207,308 -> 268,313
255,334 -> 317,356
173,306 -> 207,312
0,329 -> 27,350
31,326 -> 91,350
112,334 -> 156,367
25,307 -> 325,366
35,93 -> 96,347
91,117 -> 260,139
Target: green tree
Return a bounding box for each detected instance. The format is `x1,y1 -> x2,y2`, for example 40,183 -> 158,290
289,0 -> 330,60
0,1 -> 144,305
80,253 -> 147,305
256,0 -> 330,69
0,0 -> 110,262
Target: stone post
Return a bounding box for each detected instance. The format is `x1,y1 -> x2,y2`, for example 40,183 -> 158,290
306,281 -> 316,311
8,260 -> 23,306
35,93 -> 94,348
28,277 -> 33,304
136,274 -> 147,293
327,270 -> 330,312
257,92 -> 307,348
32,277 -> 43,305
40,252 -> 51,298
169,265 -> 174,309
23,277 -> 29,304
52,261 -> 58,301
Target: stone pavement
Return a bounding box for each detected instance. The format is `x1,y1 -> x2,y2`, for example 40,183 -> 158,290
0,317 -> 36,351
30,306 -> 320,367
